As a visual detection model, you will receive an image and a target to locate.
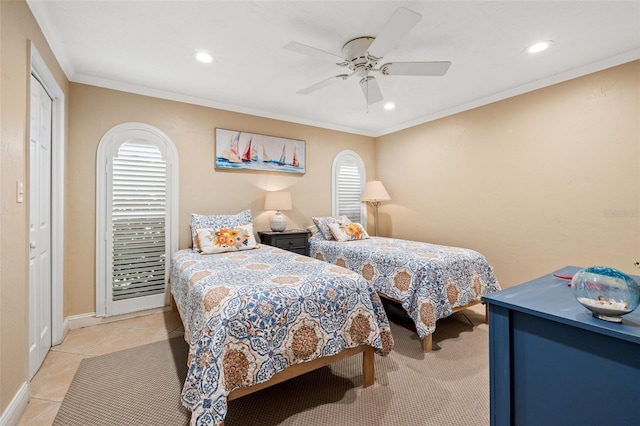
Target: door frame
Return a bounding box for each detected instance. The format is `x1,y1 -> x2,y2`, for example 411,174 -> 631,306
29,42 -> 65,346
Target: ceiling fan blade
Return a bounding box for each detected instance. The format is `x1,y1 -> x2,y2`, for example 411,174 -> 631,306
359,76 -> 384,105
367,7 -> 422,58
285,41 -> 346,62
297,74 -> 348,95
381,61 -> 452,76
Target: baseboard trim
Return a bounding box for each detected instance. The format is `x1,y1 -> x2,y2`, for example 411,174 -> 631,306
65,305 -> 172,331
0,381 -> 29,426
52,316 -> 71,346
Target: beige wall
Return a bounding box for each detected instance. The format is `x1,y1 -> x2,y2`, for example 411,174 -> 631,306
0,0 -> 69,415
376,61 -> 640,288
1,0 -> 638,418
66,83 -> 376,316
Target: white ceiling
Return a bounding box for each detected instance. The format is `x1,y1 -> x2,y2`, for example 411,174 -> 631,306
28,1 -> 640,137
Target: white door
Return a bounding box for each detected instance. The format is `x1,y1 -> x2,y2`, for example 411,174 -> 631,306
28,74 -> 53,379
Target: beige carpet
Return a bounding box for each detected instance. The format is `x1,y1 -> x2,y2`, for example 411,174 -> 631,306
54,308 -> 489,426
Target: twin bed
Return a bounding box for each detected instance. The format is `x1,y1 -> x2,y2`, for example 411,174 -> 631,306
309,215 -> 501,352
171,211 -> 499,424
171,226 -> 393,425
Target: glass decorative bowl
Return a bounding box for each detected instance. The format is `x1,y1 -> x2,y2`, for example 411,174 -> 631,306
571,266 -> 640,322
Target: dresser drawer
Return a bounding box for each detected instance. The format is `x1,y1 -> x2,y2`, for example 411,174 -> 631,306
274,236 -> 307,250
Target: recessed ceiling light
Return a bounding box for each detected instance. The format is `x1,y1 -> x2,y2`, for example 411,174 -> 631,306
194,51 -> 214,63
384,102 -> 396,111
526,40 -> 553,54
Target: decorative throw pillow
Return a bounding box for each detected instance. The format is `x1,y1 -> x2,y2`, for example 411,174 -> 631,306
327,222 -> 369,242
311,216 -> 352,240
196,223 -> 258,254
306,224 -> 320,237
191,209 -> 252,251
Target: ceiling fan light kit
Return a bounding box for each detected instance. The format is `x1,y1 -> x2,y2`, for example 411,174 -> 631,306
285,7 -> 452,107
341,37 -> 377,68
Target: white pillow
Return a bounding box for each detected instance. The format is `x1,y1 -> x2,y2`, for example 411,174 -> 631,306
196,223 -> 258,254
190,210 -> 252,251
311,216 -> 352,240
327,222 -> 369,242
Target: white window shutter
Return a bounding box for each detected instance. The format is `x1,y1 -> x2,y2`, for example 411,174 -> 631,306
110,142 -> 167,301
332,150 -> 366,225
336,160 -> 362,223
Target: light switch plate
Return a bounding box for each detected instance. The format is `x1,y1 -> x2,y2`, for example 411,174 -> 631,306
17,181 -> 24,203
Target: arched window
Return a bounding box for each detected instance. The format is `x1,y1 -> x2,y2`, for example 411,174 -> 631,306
96,123 -> 178,317
332,150 -> 367,225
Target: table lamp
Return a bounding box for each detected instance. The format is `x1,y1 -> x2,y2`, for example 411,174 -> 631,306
264,191 -> 292,232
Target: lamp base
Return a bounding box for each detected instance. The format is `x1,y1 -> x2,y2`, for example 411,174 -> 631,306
270,211 -> 287,232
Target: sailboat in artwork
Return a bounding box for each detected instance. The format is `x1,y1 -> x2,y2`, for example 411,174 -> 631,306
261,144 -> 270,162
292,145 -> 299,168
278,145 -> 287,165
242,138 -> 257,162
226,132 -> 242,163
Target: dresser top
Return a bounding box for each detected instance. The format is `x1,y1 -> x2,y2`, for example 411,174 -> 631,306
483,265 -> 640,344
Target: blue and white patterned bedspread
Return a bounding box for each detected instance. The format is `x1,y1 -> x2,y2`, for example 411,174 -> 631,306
309,236 -> 500,340
170,245 -> 393,426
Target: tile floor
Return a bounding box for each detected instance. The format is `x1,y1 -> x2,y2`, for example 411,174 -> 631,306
16,310 -> 184,425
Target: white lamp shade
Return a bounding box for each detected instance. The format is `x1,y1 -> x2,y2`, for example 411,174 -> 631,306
264,191 -> 292,211
360,181 -> 391,202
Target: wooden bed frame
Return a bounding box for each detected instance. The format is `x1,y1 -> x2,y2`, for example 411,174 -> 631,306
378,293 -> 487,352
174,297 -> 375,425
220,345 -> 374,425
228,344 -> 374,400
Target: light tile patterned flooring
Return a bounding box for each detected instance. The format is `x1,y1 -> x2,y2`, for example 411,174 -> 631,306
17,310 -> 184,425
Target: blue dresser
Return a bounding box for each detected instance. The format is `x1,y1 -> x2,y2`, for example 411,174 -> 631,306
482,266 -> 640,426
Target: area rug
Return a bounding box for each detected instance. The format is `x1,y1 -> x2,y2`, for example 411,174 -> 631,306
54,308 -> 489,425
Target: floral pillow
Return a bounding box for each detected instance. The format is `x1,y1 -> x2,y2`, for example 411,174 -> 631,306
311,216 -> 352,240
195,223 -> 258,254
327,222 -> 369,242
191,209 -> 252,251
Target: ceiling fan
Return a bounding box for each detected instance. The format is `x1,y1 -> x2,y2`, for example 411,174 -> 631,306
285,7 -> 451,106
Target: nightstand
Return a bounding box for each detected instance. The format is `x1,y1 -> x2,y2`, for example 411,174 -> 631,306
258,230 -> 311,256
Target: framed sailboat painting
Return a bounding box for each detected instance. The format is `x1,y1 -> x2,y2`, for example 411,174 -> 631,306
215,128 -> 306,174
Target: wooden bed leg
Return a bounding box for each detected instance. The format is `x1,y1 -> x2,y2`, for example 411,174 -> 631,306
171,294 -> 178,312
421,334 -> 433,353
362,345 -> 375,388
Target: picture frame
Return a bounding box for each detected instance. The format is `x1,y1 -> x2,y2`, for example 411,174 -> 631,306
215,128 -> 306,174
